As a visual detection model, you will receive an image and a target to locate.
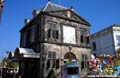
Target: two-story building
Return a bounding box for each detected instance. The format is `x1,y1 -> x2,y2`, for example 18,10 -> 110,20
91,24 -> 120,56
14,1 -> 91,78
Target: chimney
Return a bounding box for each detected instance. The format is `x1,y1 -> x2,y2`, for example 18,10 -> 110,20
32,10 -> 40,17
24,19 -> 30,24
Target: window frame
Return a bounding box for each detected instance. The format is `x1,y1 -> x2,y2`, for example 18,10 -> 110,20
116,35 -> 120,46
47,22 -> 59,39
92,42 -> 96,51
81,54 -> 88,69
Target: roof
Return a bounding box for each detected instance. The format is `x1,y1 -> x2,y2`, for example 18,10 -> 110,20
41,1 -> 90,26
8,52 -> 14,58
14,48 -> 40,61
91,24 -> 120,37
20,1 -> 91,32
16,48 -> 35,54
42,1 -> 67,12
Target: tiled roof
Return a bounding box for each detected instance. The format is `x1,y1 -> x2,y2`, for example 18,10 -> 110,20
42,1 -> 67,11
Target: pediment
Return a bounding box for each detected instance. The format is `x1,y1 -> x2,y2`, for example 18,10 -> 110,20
46,10 -> 90,26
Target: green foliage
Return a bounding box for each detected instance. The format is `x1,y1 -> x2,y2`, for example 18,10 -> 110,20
1,57 -> 18,69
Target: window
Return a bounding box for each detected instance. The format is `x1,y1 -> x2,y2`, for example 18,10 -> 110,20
80,35 -> 83,43
56,59 -> 59,69
48,51 -> 56,59
48,29 -> 51,38
22,33 -> 26,46
67,67 -> 79,75
47,60 -> 50,70
26,29 -> 31,44
31,26 -> 35,42
116,36 -> 120,46
53,30 -> 59,39
86,36 -> 89,44
35,22 -> 39,41
92,42 -> 96,51
48,51 -> 56,69
80,29 -> 86,43
81,54 -> 88,69
48,23 -> 59,39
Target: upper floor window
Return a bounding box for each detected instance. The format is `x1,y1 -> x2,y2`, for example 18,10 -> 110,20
116,36 -> 120,46
86,36 -> 90,44
92,42 -> 96,51
48,23 -> 59,39
31,26 -> 35,42
80,35 -> 84,43
80,29 -> 86,43
26,29 -> 31,44
21,33 -> 27,47
35,22 -> 39,41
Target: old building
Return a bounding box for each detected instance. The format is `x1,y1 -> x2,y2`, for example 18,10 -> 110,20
14,1 -> 91,78
91,24 -> 120,56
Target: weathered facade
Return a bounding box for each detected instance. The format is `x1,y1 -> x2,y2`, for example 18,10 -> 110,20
14,1 -> 91,78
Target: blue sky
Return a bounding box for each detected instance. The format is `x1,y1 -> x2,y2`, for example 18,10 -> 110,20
0,0 -> 120,60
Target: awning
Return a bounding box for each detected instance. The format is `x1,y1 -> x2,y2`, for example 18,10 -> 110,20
66,63 -> 80,67
14,48 -> 40,61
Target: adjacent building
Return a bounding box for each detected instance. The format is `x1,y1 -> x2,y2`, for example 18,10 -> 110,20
91,24 -> 120,56
14,1 -> 91,78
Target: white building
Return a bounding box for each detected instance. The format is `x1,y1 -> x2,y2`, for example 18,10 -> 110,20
91,24 -> 120,55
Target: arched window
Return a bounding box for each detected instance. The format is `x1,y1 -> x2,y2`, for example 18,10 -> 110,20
64,52 -> 76,61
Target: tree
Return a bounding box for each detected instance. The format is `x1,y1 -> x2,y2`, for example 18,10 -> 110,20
1,57 -> 18,69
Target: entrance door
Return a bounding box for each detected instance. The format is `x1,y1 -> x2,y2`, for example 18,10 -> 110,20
21,59 -> 39,78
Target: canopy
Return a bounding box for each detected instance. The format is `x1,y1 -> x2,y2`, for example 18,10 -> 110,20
14,48 -> 40,61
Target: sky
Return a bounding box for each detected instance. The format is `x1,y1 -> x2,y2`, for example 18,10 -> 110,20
0,0 -> 120,60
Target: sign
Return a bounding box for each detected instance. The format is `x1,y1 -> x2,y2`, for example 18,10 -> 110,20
63,25 -> 76,44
